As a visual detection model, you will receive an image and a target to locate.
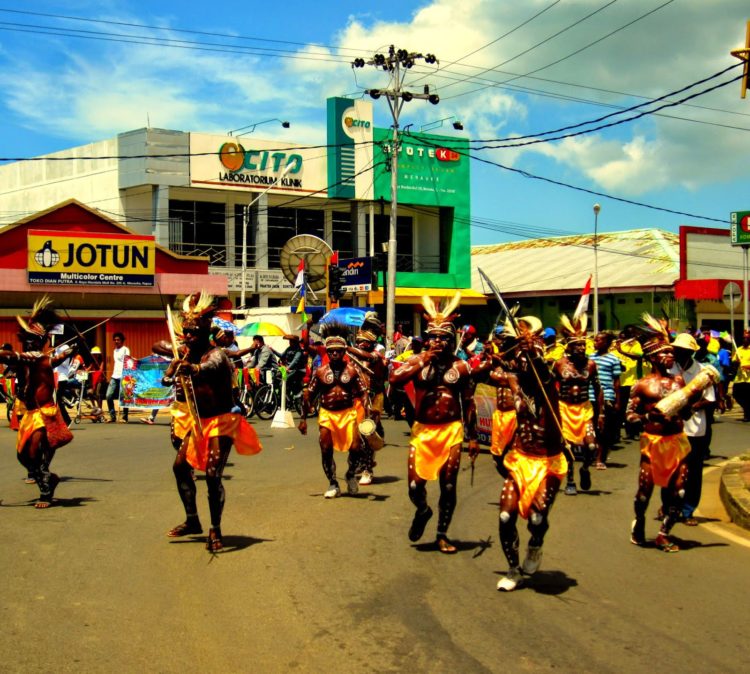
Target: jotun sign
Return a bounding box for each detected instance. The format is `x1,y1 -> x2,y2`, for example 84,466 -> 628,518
27,230 -> 156,287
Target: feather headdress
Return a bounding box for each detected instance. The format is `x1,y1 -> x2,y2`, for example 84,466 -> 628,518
423,292 -> 461,337
635,312 -> 672,357
559,312 -> 587,344
319,321 -> 349,350
356,311 -> 383,343
180,290 -> 215,332
16,295 -> 60,339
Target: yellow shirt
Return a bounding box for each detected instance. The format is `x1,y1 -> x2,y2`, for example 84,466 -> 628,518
733,346 -> 750,383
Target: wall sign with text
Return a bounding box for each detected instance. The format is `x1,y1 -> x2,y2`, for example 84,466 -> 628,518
27,229 -> 156,287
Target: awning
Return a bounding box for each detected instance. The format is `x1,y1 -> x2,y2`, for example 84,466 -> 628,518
674,278 -> 739,301
367,287 -> 487,306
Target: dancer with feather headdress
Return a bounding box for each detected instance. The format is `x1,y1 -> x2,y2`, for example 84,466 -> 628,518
625,314 -> 694,552
299,321 -> 368,498
552,311 -> 601,496
389,293 -> 479,554
164,291 -> 262,552
0,296 -> 73,507
346,311 -> 386,485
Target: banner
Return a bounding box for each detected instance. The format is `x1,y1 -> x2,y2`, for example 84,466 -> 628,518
28,229 -> 155,287
120,355 -> 174,409
474,382 -> 496,447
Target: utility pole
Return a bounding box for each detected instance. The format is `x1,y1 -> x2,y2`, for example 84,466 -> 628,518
353,46 -> 439,347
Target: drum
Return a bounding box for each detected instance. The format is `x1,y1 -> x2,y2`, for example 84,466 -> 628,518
358,418 -> 384,451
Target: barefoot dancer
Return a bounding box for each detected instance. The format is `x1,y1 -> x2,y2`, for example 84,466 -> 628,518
552,314 -> 600,495
626,316 -> 692,553
165,292 -> 262,552
0,297 -> 73,508
389,294 -> 479,554
299,322 -> 368,498
495,317 -> 568,592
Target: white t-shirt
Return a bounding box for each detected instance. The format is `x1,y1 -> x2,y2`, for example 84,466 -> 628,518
112,345 -> 130,380
670,360 -> 715,437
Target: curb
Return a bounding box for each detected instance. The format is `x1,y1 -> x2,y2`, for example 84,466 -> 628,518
719,457 -> 750,532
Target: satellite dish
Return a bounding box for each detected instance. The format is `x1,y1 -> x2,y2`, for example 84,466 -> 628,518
279,235 -> 333,291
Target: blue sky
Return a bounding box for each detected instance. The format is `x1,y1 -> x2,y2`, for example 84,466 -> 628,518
1,0 -> 749,245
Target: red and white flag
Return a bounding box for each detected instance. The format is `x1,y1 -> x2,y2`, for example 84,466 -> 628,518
573,275 -> 592,321
294,260 -> 304,288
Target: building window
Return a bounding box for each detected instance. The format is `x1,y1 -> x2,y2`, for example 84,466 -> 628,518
371,213 -> 413,272
234,204 -> 257,267
634,297 -> 643,304
169,200 -> 226,266
332,211 -> 353,259
617,298 -> 626,304
266,207 -> 324,269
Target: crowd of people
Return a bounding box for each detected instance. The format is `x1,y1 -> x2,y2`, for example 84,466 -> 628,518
0,293 -> 745,590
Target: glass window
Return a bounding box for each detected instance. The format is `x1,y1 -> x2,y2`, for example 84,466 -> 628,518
266,207 -> 324,269
169,200 -> 226,266
332,211 -> 353,260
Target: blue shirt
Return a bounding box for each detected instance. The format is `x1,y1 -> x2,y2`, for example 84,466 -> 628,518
588,352 -> 622,402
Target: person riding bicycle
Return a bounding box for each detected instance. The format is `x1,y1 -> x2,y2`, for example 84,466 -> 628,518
248,335 -> 278,385
273,334 -> 306,402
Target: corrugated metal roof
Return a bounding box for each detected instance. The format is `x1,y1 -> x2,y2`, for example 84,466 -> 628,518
471,228 -> 679,296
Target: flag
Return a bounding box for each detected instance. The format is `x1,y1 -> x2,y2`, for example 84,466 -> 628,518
573,275 -> 592,321
294,260 -> 304,288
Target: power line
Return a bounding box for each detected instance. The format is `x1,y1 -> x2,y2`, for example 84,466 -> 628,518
443,0 -> 675,101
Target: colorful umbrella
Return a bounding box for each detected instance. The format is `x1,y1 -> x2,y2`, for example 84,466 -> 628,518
237,321 -> 286,337
319,307 -> 368,327
212,317 -> 236,332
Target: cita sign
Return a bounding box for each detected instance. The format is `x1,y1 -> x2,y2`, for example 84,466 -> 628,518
339,256 -> 372,292
27,230 -> 155,287
730,211 -> 750,246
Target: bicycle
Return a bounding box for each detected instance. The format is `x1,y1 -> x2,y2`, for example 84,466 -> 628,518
253,372 -> 313,420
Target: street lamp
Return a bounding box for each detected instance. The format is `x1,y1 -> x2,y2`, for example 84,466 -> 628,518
240,162 -> 296,308
419,116 -> 464,132
228,119 -> 290,137
593,203 -> 601,334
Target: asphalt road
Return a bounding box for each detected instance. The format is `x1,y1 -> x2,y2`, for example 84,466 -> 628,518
1,408 -> 749,673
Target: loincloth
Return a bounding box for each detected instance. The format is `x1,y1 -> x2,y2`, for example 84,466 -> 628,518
503,449 -> 568,519
16,404 -> 73,452
184,412 -> 262,472
559,400 -> 594,445
354,398 -> 366,425
409,420 -> 465,481
318,406 -> 360,453
490,408 -> 517,457
639,432 -> 690,487
170,400 -> 191,441
370,392 -> 384,414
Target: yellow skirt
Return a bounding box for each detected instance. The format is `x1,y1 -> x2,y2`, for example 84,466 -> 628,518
16,404 -> 72,452
490,408 -> 517,456
504,449 -> 568,519
184,412 -> 262,471
318,406 -> 360,453
410,420 -> 465,481
559,400 -> 594,444
640,432 -> 690,487
170,400 -> 191,440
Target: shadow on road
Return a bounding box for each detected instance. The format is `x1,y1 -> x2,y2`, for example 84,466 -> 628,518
412,538 -> 491,554
169,534 -> 273,554
576,489 -> 613,496
1,496 -> 97,508
59,475 -> 113,483
372,474 -> 400,485
525,570 -> 578,595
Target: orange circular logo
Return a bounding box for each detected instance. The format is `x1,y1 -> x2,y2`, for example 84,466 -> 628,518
219,142 -> 245,171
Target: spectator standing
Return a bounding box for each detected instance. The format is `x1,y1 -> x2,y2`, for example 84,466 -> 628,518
588,332 -> 622,468
105,332 -> 130,423
732,330 -> 750,421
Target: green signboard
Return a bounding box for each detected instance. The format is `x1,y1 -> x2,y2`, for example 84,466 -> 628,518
372,129 -> 470,209
730,211 -> 750,246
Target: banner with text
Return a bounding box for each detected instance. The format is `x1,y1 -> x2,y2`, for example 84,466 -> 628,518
120,355 -> 174,409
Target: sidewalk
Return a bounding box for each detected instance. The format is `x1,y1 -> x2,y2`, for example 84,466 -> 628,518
720,453 -> 750,531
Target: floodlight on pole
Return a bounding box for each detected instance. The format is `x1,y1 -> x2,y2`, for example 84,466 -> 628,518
228,118 -> 291,136
240,161 -> 296,308
593,203 -> 601,334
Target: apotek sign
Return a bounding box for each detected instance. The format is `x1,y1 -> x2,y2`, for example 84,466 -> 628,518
27,230 -> 155,287
730,211 -> 750,246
